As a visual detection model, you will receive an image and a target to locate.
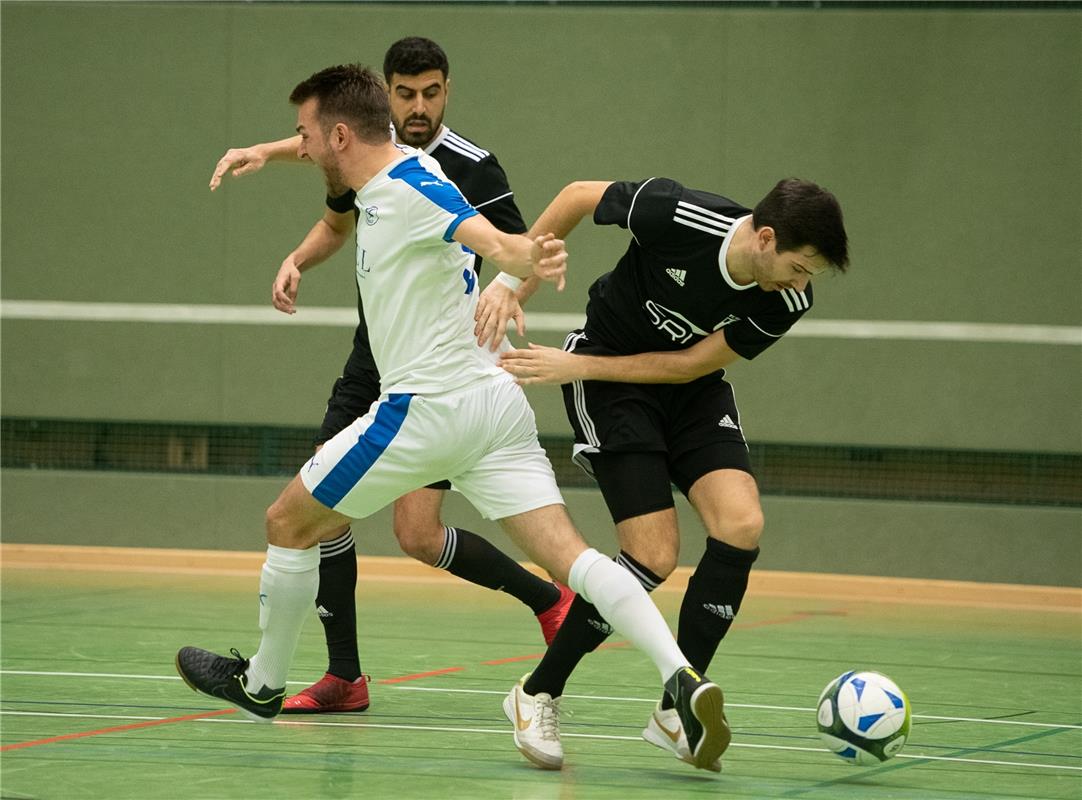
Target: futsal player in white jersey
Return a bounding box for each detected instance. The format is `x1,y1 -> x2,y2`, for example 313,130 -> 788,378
176,63 -> 730,773
208,37 -> 572,715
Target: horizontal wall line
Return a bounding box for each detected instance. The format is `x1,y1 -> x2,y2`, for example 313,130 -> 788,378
4,417 -> 1079,506
2,300 -> 1079,345
3,544 -> 1078,611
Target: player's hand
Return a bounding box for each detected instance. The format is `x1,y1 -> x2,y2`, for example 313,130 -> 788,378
475,279 -> 526,351
530,233 -> 567,292
499,343 -> 581,385
209,146 -> 268,191
272,258 -> 302,314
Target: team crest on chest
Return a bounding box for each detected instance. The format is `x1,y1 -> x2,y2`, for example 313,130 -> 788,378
364,206 -> 379,226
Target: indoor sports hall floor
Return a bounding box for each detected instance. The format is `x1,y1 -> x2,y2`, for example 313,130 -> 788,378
1,546 -> 1079,800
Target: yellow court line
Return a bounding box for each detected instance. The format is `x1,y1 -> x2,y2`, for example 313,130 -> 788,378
1,543 -> 1079,613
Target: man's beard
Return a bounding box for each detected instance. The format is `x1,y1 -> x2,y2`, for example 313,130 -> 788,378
323,163 -> 349,197
395,111 -> 443,148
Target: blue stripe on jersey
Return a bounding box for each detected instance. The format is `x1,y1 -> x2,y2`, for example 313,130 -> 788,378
388,156 -> 479,241
311,393 -> 413,509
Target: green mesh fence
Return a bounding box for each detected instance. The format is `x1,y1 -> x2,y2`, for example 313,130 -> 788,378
3,417 -> 1078,507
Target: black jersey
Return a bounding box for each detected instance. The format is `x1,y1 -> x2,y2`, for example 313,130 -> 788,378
325,126 -> 527,371
585,178 -> 812,361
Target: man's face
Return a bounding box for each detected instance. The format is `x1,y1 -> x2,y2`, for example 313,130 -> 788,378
751,230 -> 831,292
388,69 -> 449,148
295,98 -> 348,195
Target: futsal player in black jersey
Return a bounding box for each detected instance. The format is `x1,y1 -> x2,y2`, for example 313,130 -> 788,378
495,177 -> 849,769
208,37 -> 572,714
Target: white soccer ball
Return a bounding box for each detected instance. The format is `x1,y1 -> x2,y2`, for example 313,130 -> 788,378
816,670 -> 911,765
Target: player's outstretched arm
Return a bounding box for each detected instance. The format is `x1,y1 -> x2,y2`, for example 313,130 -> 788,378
471,181 -> 612,346
528,181 -> 612,241
209,135 -> 305,190
272,207 -> 355,315
454,217 -> 568,288
500,330 -> 743,386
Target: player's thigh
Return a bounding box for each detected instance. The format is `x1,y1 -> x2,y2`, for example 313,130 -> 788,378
392,487 -> 447,562
687,468 -> 764,550
452,378 -> 564,521
589,449 -> 675,524
302,393 -> 455,520
498,503 -> 586,585
393,487 -> 445,531
266,473 -> 354,549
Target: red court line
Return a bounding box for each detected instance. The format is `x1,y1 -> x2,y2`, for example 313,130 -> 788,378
2,608 -> 833,752
482,640 -> 630,666
0,708 -> 236,752
376,667 -> 463,684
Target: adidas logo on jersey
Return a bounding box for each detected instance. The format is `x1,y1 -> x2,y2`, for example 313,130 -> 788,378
316,605 -> 334,619
718,415 -> 740,430
703,603 -> 735,619
588,618 -> 614,636
666,268 -> 687,287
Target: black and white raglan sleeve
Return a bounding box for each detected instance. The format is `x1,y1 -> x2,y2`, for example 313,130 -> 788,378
453,155 -> 527,235
592,177 -> 682,247
725,286 -> 814,360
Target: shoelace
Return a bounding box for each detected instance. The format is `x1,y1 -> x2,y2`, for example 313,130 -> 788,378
225,648 -> 250,678
534,695 -> 561,741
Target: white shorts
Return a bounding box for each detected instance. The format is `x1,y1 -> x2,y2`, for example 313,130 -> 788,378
300,372 -> 564,520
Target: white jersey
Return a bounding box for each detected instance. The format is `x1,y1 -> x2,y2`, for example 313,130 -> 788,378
352,149 -> 504,395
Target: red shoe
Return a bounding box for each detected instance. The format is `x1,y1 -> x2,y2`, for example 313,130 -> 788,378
536,583 -> 575,645
280,672 -> 370,713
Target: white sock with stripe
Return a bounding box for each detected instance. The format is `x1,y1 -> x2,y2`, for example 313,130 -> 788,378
568,548 -> 687,683
245,544 -> 320,692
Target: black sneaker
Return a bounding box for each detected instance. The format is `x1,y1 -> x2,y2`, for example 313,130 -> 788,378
664,666 -> 731,770
175,646 -> 284,721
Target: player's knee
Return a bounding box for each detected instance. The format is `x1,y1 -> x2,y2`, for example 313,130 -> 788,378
264,500 -> 296,547
621,542 -> 679,580
720,506 -> 764,550
265,497 -> 319,550
393,520 -> 443,564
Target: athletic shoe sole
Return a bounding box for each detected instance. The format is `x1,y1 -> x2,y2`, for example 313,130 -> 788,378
688,682 -> 730,769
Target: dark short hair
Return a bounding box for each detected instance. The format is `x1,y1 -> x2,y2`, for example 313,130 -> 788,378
753,178 -> 850,272
382,36 -> 449,81
289,63 -> 391,145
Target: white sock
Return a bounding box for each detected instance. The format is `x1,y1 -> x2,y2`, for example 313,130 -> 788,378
245,544 -> 320,692
568,548 -> 688,683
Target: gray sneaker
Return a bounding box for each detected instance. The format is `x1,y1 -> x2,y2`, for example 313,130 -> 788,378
175,646 -> 284,722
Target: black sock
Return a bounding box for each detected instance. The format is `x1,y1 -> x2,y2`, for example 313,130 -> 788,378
525,551 -> 663,698
435,527 -> 559,614
316,529 -> 362,682
661,538 -> 759,709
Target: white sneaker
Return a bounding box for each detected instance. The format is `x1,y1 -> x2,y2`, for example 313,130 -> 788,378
642,703 -> 723,773
502,674 -> 563,770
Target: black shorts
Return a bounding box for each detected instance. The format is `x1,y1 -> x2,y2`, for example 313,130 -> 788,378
560,331 -> 752,522
316,346 -> 452,492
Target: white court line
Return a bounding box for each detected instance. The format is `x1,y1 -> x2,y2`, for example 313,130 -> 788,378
3,670 -> 1080,731
1,710 -> 1078,772
395,686 -> 1082,730
2,300 -> 1079,345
